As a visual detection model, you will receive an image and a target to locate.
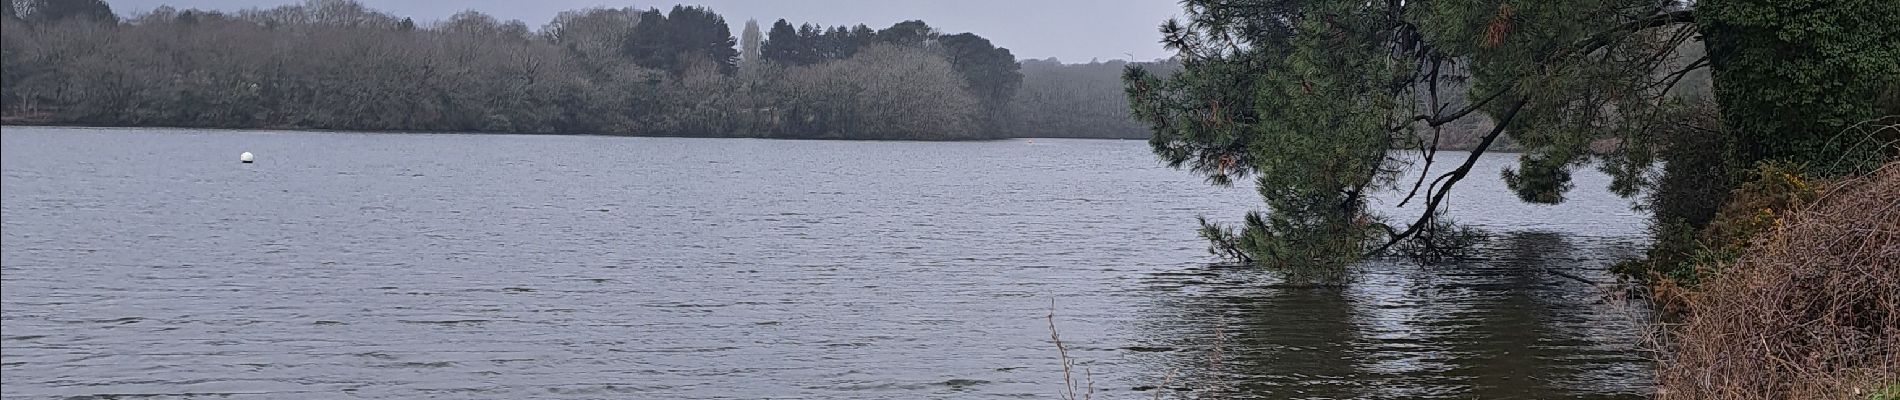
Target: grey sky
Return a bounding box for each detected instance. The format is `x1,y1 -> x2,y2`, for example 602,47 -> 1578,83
102,0 -> 1184,62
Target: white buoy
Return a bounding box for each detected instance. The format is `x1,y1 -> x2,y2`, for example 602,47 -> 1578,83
240,152 -> 254,163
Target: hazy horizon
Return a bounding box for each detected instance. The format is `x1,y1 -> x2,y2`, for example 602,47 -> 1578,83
101,0 -> 1183,63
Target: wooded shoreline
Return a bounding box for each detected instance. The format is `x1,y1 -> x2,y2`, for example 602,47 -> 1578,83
2,2 -> 1171,142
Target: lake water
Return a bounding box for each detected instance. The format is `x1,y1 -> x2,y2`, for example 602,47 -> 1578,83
2,127 -> 1652,399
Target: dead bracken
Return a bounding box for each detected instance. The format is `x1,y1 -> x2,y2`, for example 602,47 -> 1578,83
1658,162 -> 1900,399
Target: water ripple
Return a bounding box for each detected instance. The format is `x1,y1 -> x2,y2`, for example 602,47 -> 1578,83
4,127 -> 1651,399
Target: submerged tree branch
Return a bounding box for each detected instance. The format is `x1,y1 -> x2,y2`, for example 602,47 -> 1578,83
1393,11 -> 1688,223
1372,99 -> 1530,256
1547,269 -> 1601,285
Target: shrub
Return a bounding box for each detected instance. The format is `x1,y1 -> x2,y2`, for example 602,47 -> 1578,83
1617,162 -> 1824,290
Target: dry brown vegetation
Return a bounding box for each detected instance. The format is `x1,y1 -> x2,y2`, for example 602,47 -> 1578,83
1657,162 -> 1900,399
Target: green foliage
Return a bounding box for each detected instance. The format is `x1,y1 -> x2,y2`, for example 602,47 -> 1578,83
1615,162 -> 1823,285
1641,103 -> 1733,231
937,33 -> 1020,135
1196,211 -> 1362,282
938,33 -> 1019,102
761,20 -> 812,66
1129,0 -> 1892,280
760,20 -> 904,67
1126,0 -> 1697,275
1875,383 -> 1900,400
1195,215 -> 1252,262
1700,0 -> 1900,175
1614,219 -> 1708,285
1619,120 -> 1735,284
1386,212 -> 1488,262
624,6 -> 738,76
876,20 -> 932,47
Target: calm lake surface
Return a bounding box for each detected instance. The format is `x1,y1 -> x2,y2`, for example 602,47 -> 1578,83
2,127 -> 1652,399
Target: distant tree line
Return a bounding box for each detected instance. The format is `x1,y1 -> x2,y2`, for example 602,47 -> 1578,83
1013,58 -> 1177,139
0,0 -> 1160,140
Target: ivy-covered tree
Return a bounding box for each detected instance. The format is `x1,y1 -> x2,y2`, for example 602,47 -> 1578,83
1621,0 -> 1900,283
1699,0 -> 1900,175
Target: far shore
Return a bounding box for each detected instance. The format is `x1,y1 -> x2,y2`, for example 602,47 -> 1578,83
3,123 -> 1524,151
0,122 -> 1161,142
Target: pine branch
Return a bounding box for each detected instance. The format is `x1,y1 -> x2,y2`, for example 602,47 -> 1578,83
1372,99 -> 1530,256
1571,10 -> 1697,58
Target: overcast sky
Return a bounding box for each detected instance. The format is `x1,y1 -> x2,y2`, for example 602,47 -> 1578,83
102,0 -> 1183,62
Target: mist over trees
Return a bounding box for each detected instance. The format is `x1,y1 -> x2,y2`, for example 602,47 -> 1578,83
1012,58 -> 1177,139
1,0 -> 1156,140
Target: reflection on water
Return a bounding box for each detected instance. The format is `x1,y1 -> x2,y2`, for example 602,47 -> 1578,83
3,127 -> 1651,399
1128,232 -> 1651,399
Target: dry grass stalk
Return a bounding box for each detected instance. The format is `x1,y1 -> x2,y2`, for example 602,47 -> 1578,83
1050,301 -> 1222,400
1051,300 -> 1095,400
1657,162 -> 1900,399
